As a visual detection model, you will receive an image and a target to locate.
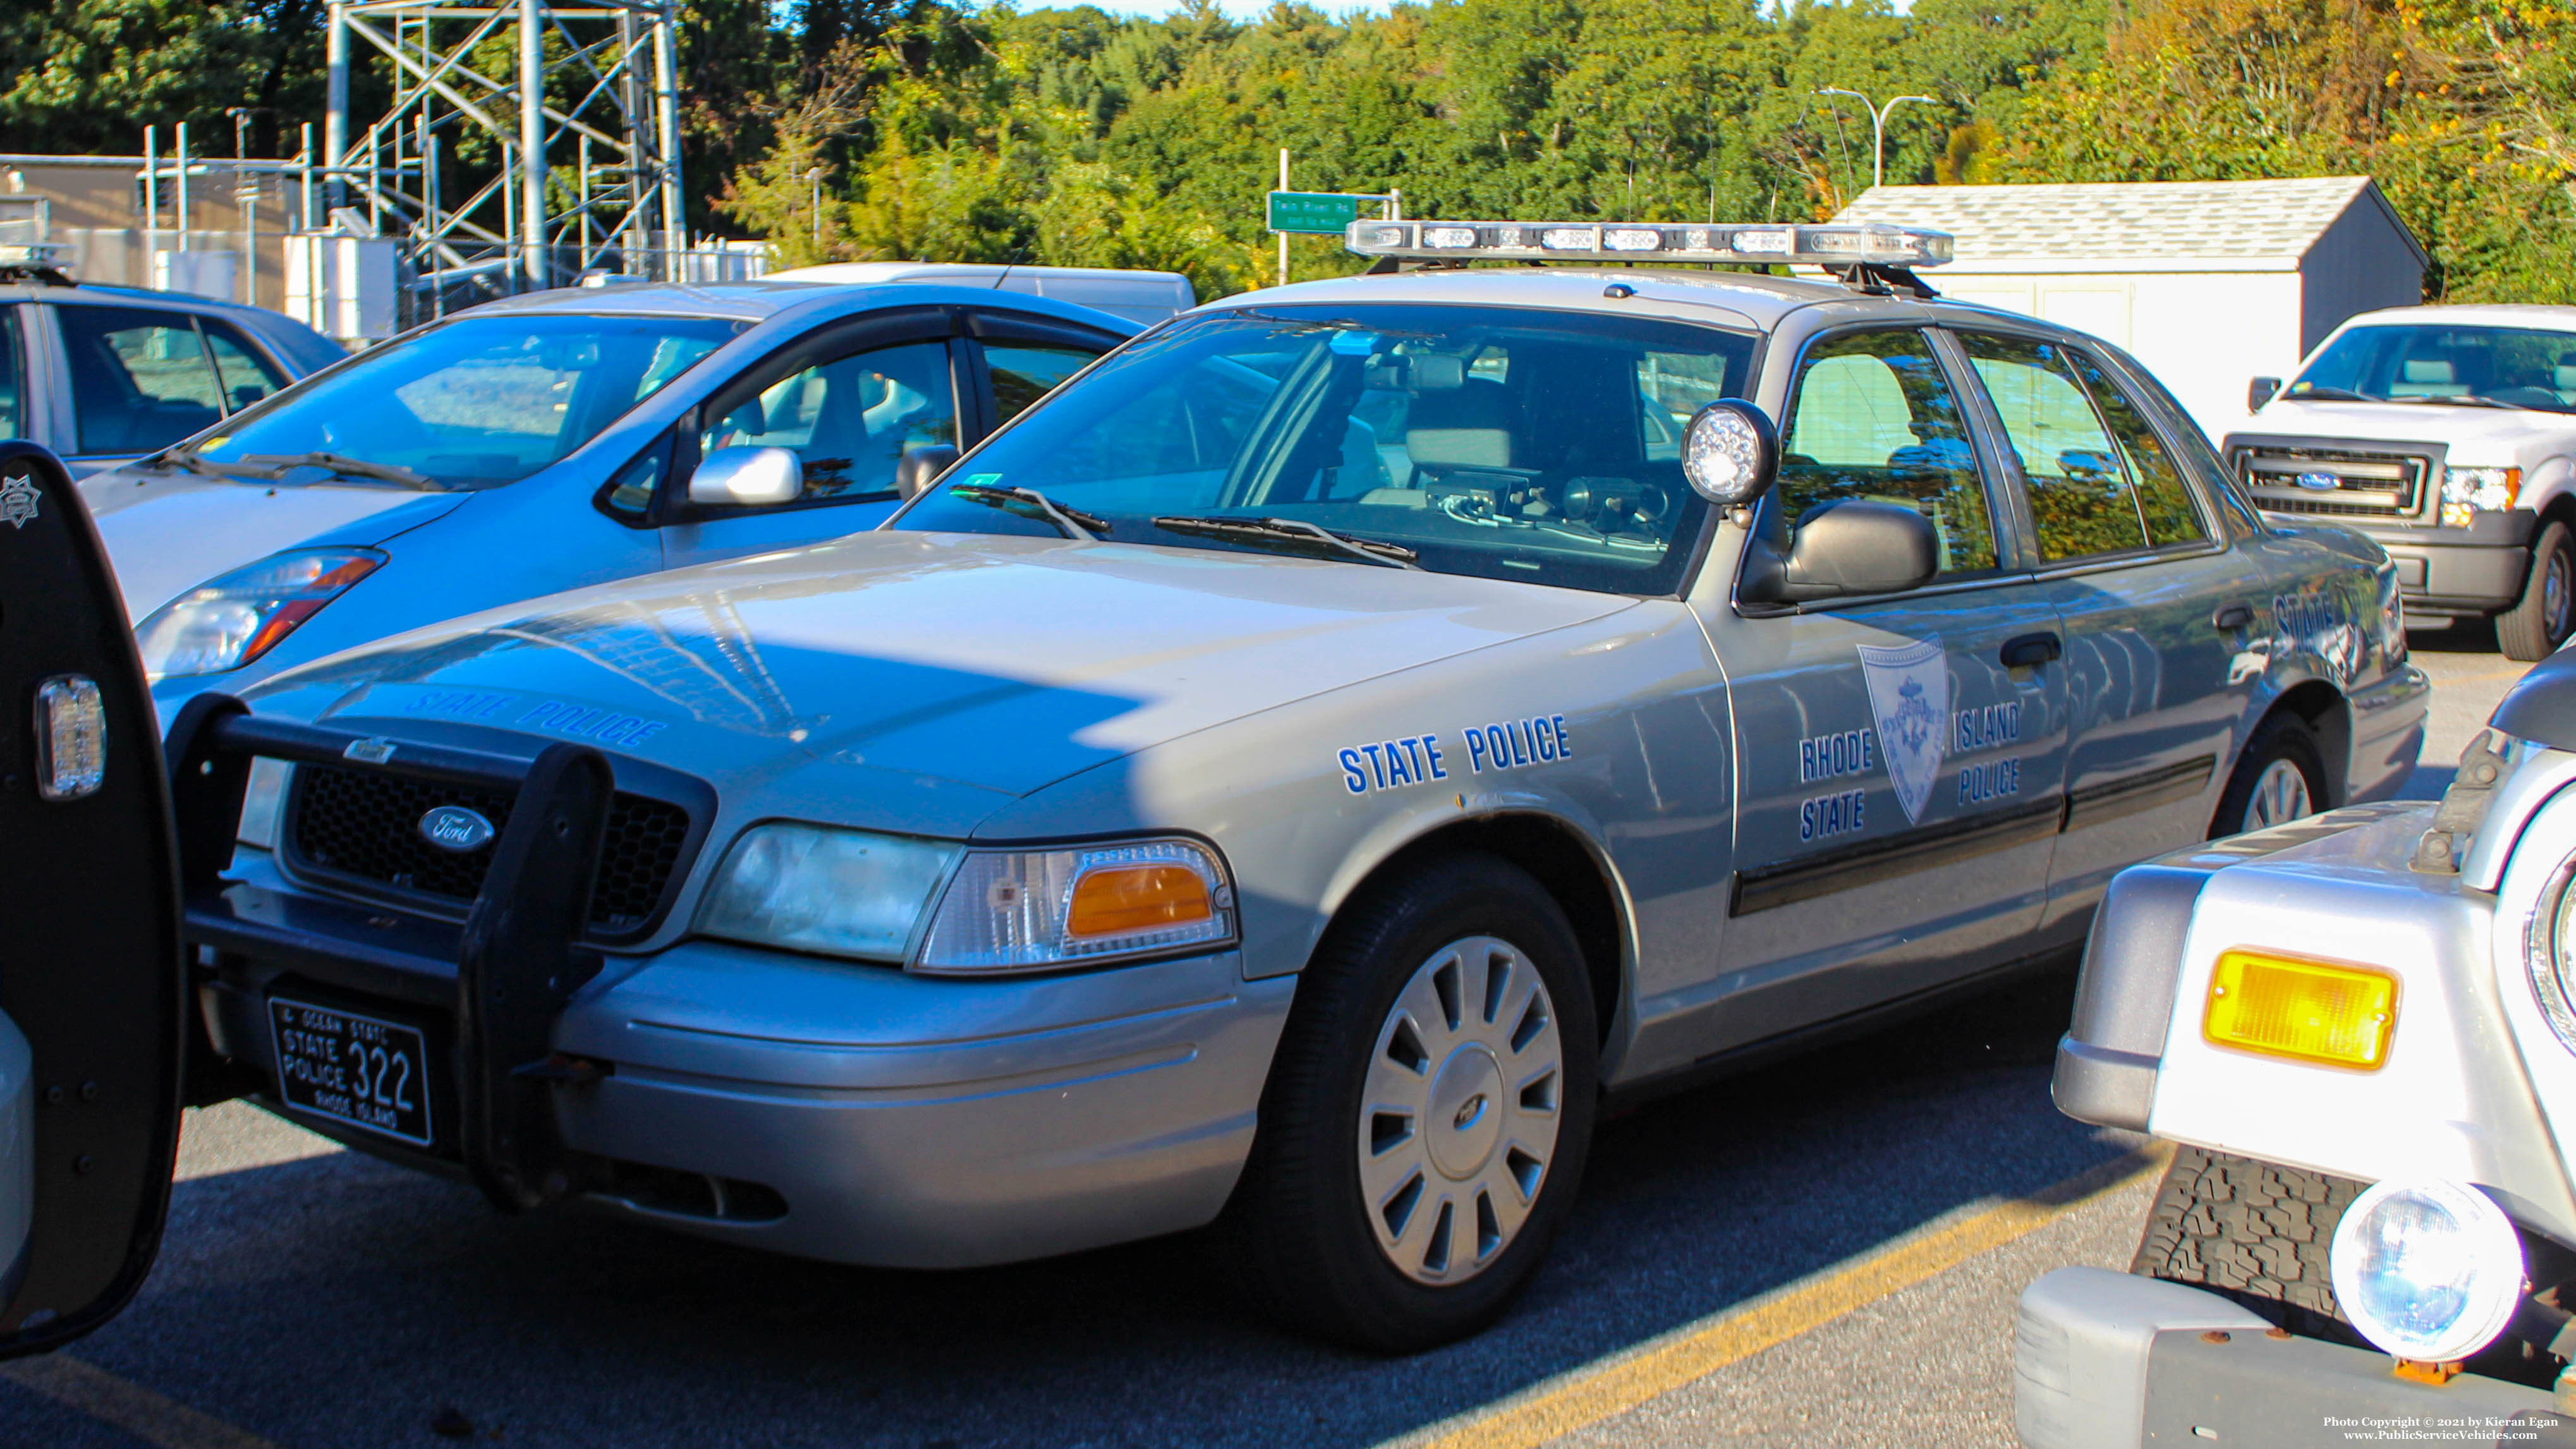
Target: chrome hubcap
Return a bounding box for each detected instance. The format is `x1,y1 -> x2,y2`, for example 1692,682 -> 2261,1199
2246,758 -> 2314,830
1359,935 -> 1563,1286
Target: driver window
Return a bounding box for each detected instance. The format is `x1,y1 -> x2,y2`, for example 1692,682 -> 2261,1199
698,339 -> 956,504
56,305 -> 226,456
1779,329 -> 1997,575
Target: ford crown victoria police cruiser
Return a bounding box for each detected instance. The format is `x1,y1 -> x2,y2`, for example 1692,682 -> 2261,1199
167,220 -> 2427,1350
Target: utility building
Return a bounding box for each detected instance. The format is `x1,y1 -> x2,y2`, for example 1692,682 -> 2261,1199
1833,178 -> 2427,437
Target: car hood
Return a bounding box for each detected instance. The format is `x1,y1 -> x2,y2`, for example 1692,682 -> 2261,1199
2236,401 -> 2576,461
246,531 -> 1640,800
83,465 -> 470,620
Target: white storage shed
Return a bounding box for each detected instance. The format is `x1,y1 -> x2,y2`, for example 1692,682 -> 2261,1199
1832,178 -> 2427,437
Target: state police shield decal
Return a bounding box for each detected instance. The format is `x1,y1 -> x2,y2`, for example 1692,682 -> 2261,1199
1856,636 -> 1947,825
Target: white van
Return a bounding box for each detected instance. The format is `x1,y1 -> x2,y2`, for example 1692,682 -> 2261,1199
770,262 -> 1195,327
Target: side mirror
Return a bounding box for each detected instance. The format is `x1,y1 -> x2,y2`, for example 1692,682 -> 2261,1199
896,445 -> 961,500
1682,399 -> 1777,507
688,446 -> 802,507
2248,376 -> 2283,411
1740,500 -> 1939,604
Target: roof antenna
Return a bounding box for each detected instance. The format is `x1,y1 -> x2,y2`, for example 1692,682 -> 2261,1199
992,243 -> 1031,292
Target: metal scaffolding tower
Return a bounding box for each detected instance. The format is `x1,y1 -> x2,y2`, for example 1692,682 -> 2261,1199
323,0 -> 686,305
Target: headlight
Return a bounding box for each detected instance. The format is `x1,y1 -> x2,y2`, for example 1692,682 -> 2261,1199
916,837 -> 1236,976
696,823 -> 961,961
2330,1178 -> 2524,1362
2440,466 -> 2520,528
135,549 -> 386,679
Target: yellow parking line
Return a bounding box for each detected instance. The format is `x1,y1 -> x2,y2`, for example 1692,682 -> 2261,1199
0,1353 -> 281,1449
1400,1143 -> 2175,1449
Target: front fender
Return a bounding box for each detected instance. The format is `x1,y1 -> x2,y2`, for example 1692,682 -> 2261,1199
2134,804 -> 2576,1245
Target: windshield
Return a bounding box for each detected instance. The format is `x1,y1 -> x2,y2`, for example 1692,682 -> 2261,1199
2287,323 -> 2576,413
890,303 -> 1756,595
184,313 -> 742,488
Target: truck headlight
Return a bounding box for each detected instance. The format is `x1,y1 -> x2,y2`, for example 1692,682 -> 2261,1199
2440,466 -> 2520,528
2330,1179 -> 2524,1363
916,838 -> 1236,976
135,549 -> 387,679
697,823 -> 961,961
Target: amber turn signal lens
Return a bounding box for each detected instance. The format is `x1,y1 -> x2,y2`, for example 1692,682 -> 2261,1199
2202,949 -> 2398,1070
1067,864 -> 1212,937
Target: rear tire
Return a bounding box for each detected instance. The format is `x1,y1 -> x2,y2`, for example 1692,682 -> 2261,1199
1220,853 -> 1599,1353
2498,519 -> 2573,662
2211,714 -> 2326,838
2130,1146 -> 2366,1343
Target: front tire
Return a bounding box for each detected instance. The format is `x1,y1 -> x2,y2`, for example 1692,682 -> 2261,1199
1221,853 -> 1599,1352
2498,519 -> 2573,662
2130,1146 -> 2365,1342
2211,713 -> 2326,838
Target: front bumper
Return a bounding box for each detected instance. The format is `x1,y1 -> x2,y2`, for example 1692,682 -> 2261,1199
2345,509 -> 2536,615
2017,1268 -> 2570,1448
177,703 -> 1294,1269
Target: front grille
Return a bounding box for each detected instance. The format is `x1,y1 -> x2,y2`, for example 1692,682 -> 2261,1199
288,765 -> 692,933
2233,444 -> 2431,519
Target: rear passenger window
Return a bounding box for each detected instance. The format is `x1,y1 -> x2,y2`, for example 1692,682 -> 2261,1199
985,343 -> 1102,425
1959,332 -> 2148,561
2067,349 -> 2210,547
56,305 -> 226,456
1779,329 -> 1996,576
203,323 -> 290,413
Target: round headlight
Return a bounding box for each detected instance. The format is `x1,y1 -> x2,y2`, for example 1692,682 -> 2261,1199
2328,1178 -> 2524,1362
1681,399 -> 1777,506
2526,851 -> 2576,1055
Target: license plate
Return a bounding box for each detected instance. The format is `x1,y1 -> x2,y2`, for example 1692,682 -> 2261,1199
268,997 -> 435,1146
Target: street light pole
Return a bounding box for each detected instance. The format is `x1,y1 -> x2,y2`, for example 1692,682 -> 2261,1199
1815,88 -> 1937,191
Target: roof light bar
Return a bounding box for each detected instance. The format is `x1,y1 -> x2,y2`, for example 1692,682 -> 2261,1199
1344,220 -> 1954,269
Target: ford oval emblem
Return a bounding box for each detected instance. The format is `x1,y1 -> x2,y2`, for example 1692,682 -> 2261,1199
2293,471 -> 2342,491
418,805 -> 497,853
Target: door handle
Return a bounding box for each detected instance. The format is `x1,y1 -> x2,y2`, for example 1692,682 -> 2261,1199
2000,632 -> 2062,669
2212,602 -> 2256,631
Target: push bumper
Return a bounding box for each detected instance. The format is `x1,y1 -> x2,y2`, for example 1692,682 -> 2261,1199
2348,510 -> 2536,616
2017,1268 -> 2571,1448
173,700 -> 1294,1268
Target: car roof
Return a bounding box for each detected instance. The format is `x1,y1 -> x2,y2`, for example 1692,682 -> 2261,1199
452,279 -> 1144,333
1205,265 -> 1869,332
2338,303 -> 2576,334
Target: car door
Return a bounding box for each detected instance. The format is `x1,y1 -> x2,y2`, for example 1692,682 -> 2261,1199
1950,327 -> 2263,943
46,303 -> 241,474
650,306 -> 1123,569
0,440 -> 186,1355
1701,326 -> 2070,1053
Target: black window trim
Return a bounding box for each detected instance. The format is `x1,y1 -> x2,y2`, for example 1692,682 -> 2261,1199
1732,320 -> 2030,619
1944,320 -> 2230,576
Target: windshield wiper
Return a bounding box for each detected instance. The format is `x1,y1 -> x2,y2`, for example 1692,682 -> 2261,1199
160,447 -> 285,481
236,452 -> 449,490
948,483 -> 1108,540
1151,515 -> 1421,569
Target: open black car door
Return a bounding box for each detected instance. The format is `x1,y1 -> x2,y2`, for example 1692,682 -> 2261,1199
0,439 -> 186,1355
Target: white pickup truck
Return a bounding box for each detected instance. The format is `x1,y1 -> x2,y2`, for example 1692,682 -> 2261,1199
2229,304 -> 2576,659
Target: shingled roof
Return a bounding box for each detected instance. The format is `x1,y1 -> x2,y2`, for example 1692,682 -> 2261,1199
1833,177 -> 2427,270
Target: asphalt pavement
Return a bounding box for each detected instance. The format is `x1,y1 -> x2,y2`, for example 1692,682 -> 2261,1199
0,625 -> 2532,1449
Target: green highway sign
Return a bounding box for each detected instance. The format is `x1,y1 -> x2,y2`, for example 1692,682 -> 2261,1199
1268,191 -> 1378,234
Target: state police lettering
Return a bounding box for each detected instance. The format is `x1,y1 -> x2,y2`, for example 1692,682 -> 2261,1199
1798,729 -> 1876,783
1800,789 -> 1865,842
1339,715 -> 1569,796
518,700 -> 669,748
1953,703 -> 2022,753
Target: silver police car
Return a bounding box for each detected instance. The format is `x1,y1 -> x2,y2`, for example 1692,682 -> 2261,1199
171,220 -> 2427,1350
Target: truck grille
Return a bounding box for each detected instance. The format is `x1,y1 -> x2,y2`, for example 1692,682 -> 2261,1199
287,765 -> 693,934
2232,444 -> 2431,519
